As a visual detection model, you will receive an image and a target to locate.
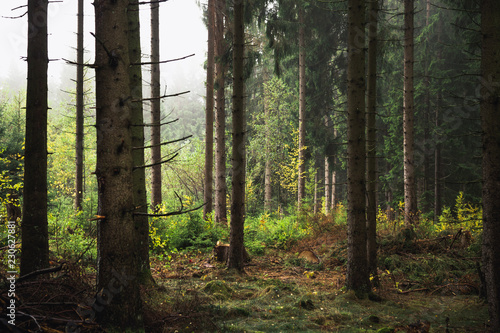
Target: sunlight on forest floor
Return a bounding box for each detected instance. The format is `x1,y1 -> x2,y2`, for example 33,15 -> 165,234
0,222 -> 488,332
140,226 -> 488,333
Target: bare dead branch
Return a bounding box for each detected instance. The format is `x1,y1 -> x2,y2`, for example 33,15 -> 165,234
17,265 -> 64,283
133,153 -> 179,170
132,118 -> 179,127
133,135 -> 192,150
131,53 -> 195,66
136,90 -> 190,102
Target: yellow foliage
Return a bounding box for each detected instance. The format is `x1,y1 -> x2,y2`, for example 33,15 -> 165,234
275,128 -> 307,195
436,192 -> 482,236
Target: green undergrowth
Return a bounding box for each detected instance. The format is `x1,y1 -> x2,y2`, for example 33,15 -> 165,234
143,272 -> 488,333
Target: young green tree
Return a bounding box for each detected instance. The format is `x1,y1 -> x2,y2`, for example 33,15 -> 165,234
21,0 -> 50,277
480,0 -> 500,329
94,0 -> 143,327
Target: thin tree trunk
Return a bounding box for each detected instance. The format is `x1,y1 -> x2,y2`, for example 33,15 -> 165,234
434,93 -> 442,221
331,170 -> 336,210
422,0 -> 432,214
214,0 -> 228,224
346,0 -> 369,294
325,156 -> 330,215
75,0 -> 84,211
297,8 -> 306,209
403,0 -> 417,227
324,116 -> 331,215
434,17 -> 443,222
264,84 -> 272,213
204,0 -> 216,220
313,171 -> 318,215
150,0 -> 162,208
128,0 -> 153,285
366,0 -> 379,284
94,0 -> 143,328
21,0 -> 50,277
480,1 -> 500,330
330,125 -> 338,211
227,0 -> 246,271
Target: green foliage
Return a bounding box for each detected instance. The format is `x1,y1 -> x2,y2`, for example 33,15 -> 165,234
0,93 -> 25,220
436,192 -> 482,236
150,201 -> 228,254
244,212 -> 311,252
48,196 -> 97,263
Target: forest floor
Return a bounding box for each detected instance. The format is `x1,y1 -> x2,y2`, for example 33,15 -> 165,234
1,224 -> 490,332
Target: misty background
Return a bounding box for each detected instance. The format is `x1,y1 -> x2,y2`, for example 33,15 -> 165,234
0,0 -> 208,138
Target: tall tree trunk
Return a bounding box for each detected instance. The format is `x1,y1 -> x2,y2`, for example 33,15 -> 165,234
403,0 -> 417,227
214,0 -> 228,224
434,92 -> 442,221
227,0 -> 246,271
264,84 -> 272,213
75,0 -> 84,211
297,7 -> 306,209
128,0 -> 153,285
21,0 -> 50,276
150,0 -> 162,208
480,1 -> 500,330
94,0 -> 143,328
204,0 -> 216,220
345,0 -> 369,293
422,0 -> 432,214
366,0 -> 379,284
434,17 -> 443,222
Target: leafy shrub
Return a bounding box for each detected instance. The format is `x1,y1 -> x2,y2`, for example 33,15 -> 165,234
436,192 -> 482,237
150,205 -> 228,254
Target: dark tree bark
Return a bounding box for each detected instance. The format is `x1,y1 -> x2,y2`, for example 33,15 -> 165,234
366,0 -> 379,284
480,1 -> 500,330
227,0 -> 246,271
94,0 -> 143,328
434,18 -> 443,222
128,0 -> 153,285
150,0 -> 162,208
345,0 -> 370,293
75,0 -> 84,211
403,0 -> 417,227
297,7 -> 306,209
264,79 -> 272,213
21,0 -> 50,277
214,0 -> 228,224
204,0 -> 216,220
